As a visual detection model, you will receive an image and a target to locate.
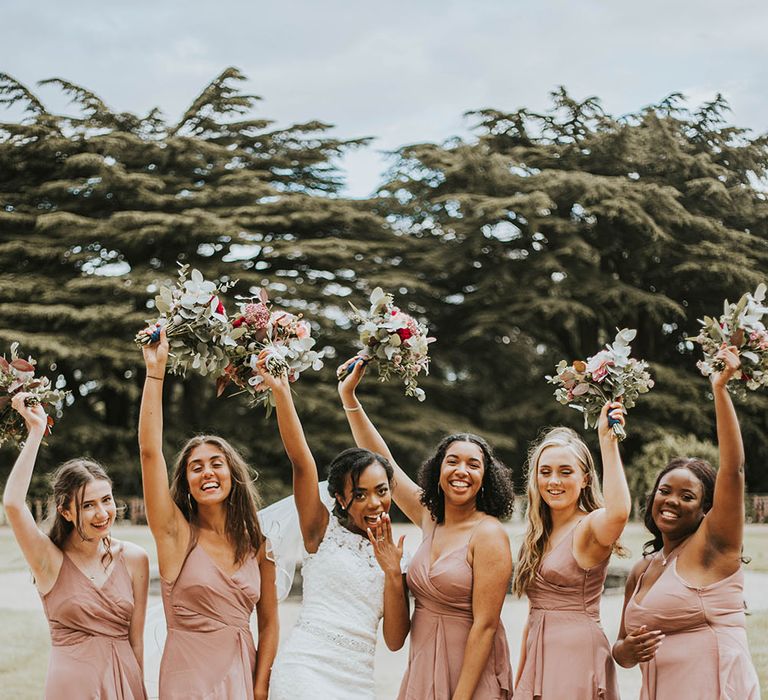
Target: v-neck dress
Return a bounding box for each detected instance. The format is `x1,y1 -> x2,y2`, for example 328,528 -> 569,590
159,529 -> 263,699
624,550 -> 759,699
397,523 -> 513,700
40,547 -> 147,700
515,526 -> 619,700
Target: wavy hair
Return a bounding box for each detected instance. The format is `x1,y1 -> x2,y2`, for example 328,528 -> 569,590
512,427 -> 626,597
48,459 -> 115,572
171,435 -> 264,565
418,433 -> 515,524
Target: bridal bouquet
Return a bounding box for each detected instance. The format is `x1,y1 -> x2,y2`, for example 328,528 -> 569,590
546,329 -> 653,440
135,264 -> 235,377
690,283 -> 768,398
218,291 -> 324,415
339,287 -> 434,401
0,343 -> 70,447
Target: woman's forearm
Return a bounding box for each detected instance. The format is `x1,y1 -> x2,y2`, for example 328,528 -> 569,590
452,621 -> 498,700
382,571 -> 410,650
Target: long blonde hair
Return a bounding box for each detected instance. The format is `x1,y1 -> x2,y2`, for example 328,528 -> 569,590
512,427 -> 625,597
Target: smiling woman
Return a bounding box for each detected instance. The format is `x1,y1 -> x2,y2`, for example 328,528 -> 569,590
336,356 -> 516,700
614,345 -> 760,699
137,329 -> 279,700
2,393 -> 149,700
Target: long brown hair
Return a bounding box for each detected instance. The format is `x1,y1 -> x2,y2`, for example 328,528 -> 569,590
48,459 -> 115,571
170,435 -> 264,565
512,427 -> 626,597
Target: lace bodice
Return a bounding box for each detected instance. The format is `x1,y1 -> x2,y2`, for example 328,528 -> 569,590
298,514 -> 385,651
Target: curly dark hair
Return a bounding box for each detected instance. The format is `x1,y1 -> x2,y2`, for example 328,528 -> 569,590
418,433 -> 515,524
327,447 -> 394,524
642,457 -> 715,556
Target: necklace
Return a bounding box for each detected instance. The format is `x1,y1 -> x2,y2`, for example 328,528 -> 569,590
660,545 -> 677,566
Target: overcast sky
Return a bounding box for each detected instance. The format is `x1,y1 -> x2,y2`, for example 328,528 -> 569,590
3,0 -> 767,196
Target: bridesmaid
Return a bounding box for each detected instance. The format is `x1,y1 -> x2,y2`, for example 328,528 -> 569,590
512,402 -> 629,699
2,393 -> 149,699
613,346 -> 760,699
338,357 -> 515,700
138,329 -> 279,699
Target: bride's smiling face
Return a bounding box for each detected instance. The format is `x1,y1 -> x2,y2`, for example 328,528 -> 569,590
336,462 -> 393,534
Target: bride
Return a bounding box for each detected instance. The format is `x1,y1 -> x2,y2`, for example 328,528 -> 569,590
258,354 -> 410,700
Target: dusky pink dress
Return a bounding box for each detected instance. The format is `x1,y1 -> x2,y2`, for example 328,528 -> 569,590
624,550 -> 760,699
398,522 -> 513,700
40,547 -> 147,700
159,529 -> 263,699
515,526 -> 619,699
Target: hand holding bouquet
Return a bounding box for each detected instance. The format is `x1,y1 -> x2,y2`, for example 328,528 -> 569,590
219,290 -> 324,415
547,329 -> 653,440
339,287 -> 434,402
135,264 -> 235,377
690,283 -> 768,398
0,343 -> 69,447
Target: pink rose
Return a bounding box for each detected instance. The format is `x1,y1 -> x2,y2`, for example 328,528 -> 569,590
586,350 -> 614,383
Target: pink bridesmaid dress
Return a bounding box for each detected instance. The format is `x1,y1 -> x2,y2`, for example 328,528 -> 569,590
398,523 -> 513,700
515,527 -> 619,700
159,529 -> 263,699
624,550 -> 760,699
41,546 -> 147,700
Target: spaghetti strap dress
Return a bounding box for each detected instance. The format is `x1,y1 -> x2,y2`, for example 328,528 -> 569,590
624,550 -> 760,699
159,529 -> 264,699
515,526 -> 619,699
40,547 -> 147,700
397,522 -> 513,700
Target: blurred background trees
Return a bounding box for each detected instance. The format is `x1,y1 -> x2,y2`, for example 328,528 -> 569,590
1,68 -> 767,510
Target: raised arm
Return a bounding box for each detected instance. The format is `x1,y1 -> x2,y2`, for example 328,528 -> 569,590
256,353 -> 328,552
138,328 -> 189,577
337,357 -> 426,526
452,519 -> 512,700
579,401 -> 631,563
700,345 -> 746,552
2,394 -> 62,593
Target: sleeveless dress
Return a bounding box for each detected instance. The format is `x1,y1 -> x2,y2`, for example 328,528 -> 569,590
398,523 -> 513,700
515,527 -> 619,700
624,550 -> 760,699
159,529 -> 264,699
40,547 -> 147,700
269,514 -> 385,700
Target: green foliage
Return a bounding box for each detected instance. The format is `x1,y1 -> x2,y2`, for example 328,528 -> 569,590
1,72 -> 768,502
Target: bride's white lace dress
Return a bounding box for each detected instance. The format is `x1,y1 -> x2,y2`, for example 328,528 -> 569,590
269,513 -> 385,699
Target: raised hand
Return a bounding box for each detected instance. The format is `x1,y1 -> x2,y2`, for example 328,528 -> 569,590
11,392 -> 48,435
366,512 -> 405,577
597,400 -> 625,442
337,355 -> 368,403
711,344 -> 741,389
140,325 -> 169,376
621,625 -> 664,664
255,350 -> 291,394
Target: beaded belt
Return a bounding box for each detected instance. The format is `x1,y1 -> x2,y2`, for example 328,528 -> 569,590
295,618 -> 375,655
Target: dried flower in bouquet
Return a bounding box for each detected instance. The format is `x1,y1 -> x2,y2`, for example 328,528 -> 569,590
0,343 -> 70,447
689,283 -> 768,399
218,290 -> 324,416
135,264 -> 236,377
339,287 -> 434,402
546,329 -> 653,440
